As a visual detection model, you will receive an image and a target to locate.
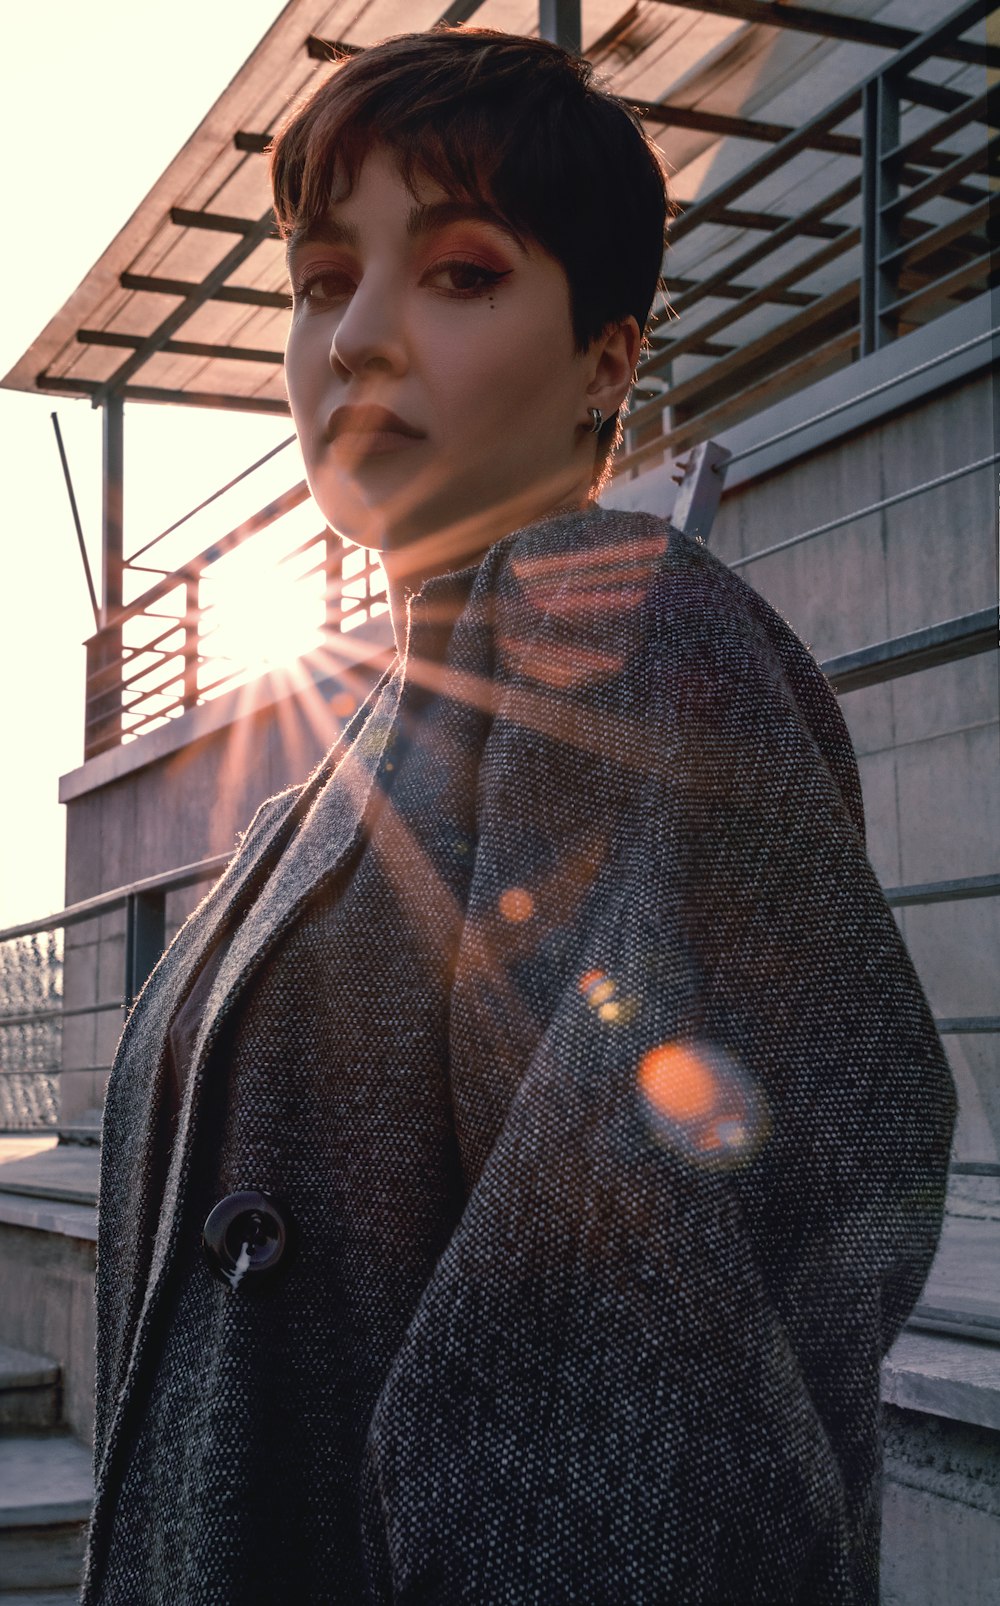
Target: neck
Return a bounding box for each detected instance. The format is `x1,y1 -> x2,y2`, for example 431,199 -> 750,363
379,477 -> 593,645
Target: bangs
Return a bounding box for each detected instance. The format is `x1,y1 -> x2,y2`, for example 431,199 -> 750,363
269,30 -> 668,355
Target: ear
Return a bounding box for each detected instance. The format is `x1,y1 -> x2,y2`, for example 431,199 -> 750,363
585,317 -> 642,419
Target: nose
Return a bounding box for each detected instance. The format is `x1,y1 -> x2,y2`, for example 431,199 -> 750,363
329,275 -> 408,381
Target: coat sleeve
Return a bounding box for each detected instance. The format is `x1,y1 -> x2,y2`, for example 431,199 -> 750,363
359,531 -> 956,1605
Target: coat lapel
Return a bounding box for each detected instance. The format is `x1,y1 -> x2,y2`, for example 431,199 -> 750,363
95,662 -> 404,1484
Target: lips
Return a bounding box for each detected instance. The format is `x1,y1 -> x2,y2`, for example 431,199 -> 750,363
325,404 -> 425,443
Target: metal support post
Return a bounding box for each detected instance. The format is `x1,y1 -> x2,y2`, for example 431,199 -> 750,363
124,891 -> 166,1013
98,393 -> 125,748
539,0 -> 581,53
670,439 -> 733,545
101,394 -> 124,620
860,73 -> 901,356
183,577 -> 201,709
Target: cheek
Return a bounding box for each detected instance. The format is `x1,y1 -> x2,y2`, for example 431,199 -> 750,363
284,321 -> 328,415
431,307 -> 577,447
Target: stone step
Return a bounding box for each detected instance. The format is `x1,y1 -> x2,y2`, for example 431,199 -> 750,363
0,1433 -> 92,1592
0,1147 -> 100,1209
0,1592 -> 82,1605
0,1344 -> 61,1431
56,1107 -> 103,1149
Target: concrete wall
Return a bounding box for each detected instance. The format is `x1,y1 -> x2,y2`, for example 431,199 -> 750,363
707,368 -> 997,1170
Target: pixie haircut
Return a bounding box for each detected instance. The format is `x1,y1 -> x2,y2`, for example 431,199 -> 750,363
269,28 -> 671,485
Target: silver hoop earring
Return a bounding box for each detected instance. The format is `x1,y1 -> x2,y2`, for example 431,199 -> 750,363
588,407 -> 603,435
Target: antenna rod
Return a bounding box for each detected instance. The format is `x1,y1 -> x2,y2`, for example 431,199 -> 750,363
51,412 -> 100,628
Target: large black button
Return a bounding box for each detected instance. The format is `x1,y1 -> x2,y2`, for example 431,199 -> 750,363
202,1190 -> 292,1289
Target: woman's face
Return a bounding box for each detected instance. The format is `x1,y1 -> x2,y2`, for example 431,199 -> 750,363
284,147 -> 611,561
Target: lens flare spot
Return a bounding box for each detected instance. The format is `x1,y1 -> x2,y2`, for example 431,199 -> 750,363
499,888 -> 535,923
637,1040 -> 769,1167
329,691 -> 357,719
578,969 -> 639,1026
639,1043 -> 717,1121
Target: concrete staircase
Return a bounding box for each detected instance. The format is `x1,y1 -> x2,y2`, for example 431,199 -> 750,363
0,1139 -> 97,1603
0,1343 -> 91,1600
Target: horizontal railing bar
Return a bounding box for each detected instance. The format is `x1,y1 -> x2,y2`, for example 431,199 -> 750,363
875,0 -> 999,75
118,642 -> 186,695
882,138 -> 995,224
0,855 -> 239,945
951,1161 -> 1000,1176
879,252 -> 993,324
169,205 -> 279,237
669,91 -> 863,246
884,873 -> 1000,908
3,834 -> 992,975
723,322 -> 996,466
636,279 -> 860,433
883,87 -> 991,170
664,177 -> 862,329
907,1308 -> 1000,1342
673,202 -> 847,241
823,609 -> 995,694
129,435 -> 297,563
879,198 -> 990,275
275,530 -> 327,569
627,95 -> 861,156
616,325 -> 862,476
120,666 -> 186,713
729,453 -> 999,569
937,1018 -> 1000,1034
88,482 -> 311,634
0,1000 -> 124,1027
638,225 -> 861,397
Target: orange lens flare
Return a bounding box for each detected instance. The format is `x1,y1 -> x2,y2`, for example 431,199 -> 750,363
498,888 -> 535,923
637,1040 -> 768,1166
578,968 -> 639,1025
638,1043 -> 717,1120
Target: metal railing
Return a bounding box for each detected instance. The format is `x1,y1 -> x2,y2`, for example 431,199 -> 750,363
85,476 -> 389,759
618,0 -> 994,472
75,0 -> 992,759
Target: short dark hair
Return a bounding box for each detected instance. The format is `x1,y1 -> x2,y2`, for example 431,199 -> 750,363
269,28 -> 671,484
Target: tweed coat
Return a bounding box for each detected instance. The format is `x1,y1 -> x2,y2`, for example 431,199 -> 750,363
84,507 -> 955,1605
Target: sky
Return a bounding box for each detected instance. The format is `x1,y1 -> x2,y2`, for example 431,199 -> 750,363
0,1 -> 292,928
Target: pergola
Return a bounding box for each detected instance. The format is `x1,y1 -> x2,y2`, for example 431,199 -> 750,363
2,0 -> 993,754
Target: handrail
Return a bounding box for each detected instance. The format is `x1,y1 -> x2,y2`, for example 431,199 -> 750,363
126,434 -> 297,565
0,854 -> 231,945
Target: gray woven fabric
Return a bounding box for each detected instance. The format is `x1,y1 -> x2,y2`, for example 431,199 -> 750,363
84,508 -> 955,1604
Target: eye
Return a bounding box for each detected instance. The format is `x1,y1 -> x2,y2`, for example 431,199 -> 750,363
292,269 -> 354,307
424,258 -> 511,298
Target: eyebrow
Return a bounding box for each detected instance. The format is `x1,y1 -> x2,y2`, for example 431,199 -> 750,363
287,199 -> 527,257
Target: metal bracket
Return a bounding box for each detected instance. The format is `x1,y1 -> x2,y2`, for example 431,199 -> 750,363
670,439 -> 733,544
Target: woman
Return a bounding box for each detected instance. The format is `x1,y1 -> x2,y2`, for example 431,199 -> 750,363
84,29 -> 955,1606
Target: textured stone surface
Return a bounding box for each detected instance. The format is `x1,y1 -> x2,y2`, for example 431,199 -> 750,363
0,1223 -> 96,1445
882,1332 -> 1000,1432
0,1434 -> 91,1592
0,1343 -> 60,1431
882,1404 -> 1000,1606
